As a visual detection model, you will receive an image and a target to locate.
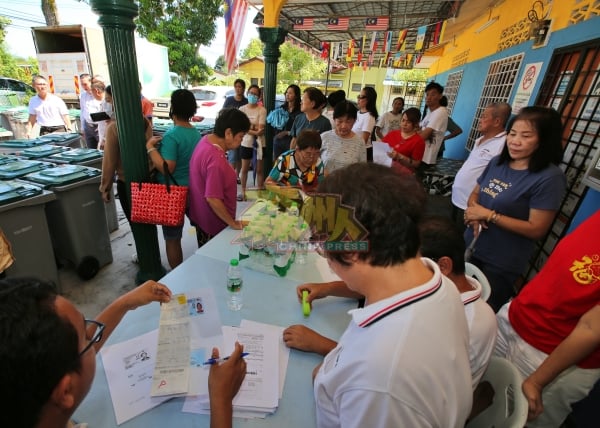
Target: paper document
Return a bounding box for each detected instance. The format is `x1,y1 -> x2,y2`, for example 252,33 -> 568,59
373,141 -> 393,167
100,329 -> 171,425
151,294 -> 191,397
223,325 -> 280,410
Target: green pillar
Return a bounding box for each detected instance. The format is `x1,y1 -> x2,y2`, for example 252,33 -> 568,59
91,0 -> 165,283
259,27 -> 287,178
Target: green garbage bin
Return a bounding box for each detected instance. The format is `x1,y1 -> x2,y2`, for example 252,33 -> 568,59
48,148 -> 118,233
0,179 -> 60,286
38,132 -> 83,149
0,159 -> 53,180
22,165 -> 113,280
16,144 -> 70,159
0,138 -> 46,155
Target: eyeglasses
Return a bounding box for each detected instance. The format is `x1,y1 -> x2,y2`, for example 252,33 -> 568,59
79,319 -> 105,356
357,95 -> 367,99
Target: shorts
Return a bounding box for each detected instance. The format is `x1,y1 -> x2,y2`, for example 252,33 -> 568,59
162,224 -> 183,240
240,146 -> 254,160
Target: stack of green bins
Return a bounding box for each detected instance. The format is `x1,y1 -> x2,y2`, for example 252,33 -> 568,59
21,164 -> 113,280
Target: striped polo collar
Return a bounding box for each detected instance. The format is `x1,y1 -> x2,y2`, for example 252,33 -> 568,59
350,258 -> 443,328
461,276 -> 483,306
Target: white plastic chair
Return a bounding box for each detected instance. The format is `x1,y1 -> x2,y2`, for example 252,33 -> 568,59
466,356 -> 529,428
465,262 -> 491,302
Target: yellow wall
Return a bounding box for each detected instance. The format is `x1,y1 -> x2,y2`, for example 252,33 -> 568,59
430,0 -> 581,75
238,58 -> 265,86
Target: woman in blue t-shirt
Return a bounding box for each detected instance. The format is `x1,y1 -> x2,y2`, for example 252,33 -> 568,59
463,106 -> 566,312
146,89 -> 201,269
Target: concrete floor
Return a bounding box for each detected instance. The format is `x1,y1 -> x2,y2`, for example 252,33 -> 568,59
61,188 -> 454,317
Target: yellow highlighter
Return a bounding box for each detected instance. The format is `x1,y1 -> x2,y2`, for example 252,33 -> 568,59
302,290 -> 311,317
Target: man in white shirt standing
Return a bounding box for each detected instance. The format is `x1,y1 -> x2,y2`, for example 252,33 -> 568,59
451,102 -> 512,225
79,74 -> 93,142
419,82 -> 448,166
26,75 -> 72,138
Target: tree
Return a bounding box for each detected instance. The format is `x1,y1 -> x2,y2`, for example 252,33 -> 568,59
0,17 -> 39,83
136,0 -> 223,82
41,0 -> 60,25
240,39 -> 263,59
214,55 -> 226,72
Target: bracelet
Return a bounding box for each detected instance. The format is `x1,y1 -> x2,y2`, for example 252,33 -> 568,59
147,147 -> 158,154
491,212 -> 501,224
487,210 -> 496,223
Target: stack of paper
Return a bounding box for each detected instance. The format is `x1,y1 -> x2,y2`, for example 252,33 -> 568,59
182,320 -> 290,419
101,289 -> 289,423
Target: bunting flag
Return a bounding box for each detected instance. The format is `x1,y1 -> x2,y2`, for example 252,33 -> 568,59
354,38 -> 362,54
378,57 -> 384,68
331,42 -> 338,60
357,52 -> 363,63
328,17 -> 349,31
368,51 -> 374,66
224,0 -> 248,73
362,61 -> 368,71
431,21 -> 442,45
406,54 -> 413,67
320,42 -> 330,59
384,30 -> 393,52
396,29 -> 408,51
346,39 -> 354,61
361,34 -> 367,53
293,17 -> 314,30
437,20 -> 448,45
365,16 -> 389,31
414,25 -> 427,51
369,32 -> 377,52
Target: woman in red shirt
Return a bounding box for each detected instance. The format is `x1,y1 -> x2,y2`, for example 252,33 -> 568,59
382,107 -> 425,176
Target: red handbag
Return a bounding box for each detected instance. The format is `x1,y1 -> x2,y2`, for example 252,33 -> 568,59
130,162 -> 188,227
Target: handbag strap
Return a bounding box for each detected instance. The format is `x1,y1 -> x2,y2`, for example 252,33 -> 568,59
162,160 -> 180,192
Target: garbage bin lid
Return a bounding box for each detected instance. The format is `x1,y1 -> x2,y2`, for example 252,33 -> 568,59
0,154 -> 18,165
0,159 -> 49,179
0,179 -> 43,205
51,148 -> 102,163
38,132 -> 81,143
20,145 -> 69,159
23,164 -> 100,186
0,138 -> 46,148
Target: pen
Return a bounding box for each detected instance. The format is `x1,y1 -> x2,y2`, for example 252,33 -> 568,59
203,352 -> 249,365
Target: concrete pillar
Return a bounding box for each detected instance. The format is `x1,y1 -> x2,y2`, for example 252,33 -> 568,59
90,0 -> 165,283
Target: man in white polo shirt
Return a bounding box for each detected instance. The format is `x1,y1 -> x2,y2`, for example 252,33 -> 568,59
451,102 -> 512,225
306,164 -> 472,427
26,75 -> 72,138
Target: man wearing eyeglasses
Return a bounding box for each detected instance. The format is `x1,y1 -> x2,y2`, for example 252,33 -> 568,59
0,278 -> 246,428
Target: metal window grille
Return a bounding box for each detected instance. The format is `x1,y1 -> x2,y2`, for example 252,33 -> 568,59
465,54 -> 524,151
444,70 -> 464,115
524,39 -> 600,280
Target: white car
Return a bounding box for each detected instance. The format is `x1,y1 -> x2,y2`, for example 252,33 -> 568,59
190,86 -> 234,120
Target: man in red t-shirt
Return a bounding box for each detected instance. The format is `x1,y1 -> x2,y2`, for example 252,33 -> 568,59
494,210 -> 600,427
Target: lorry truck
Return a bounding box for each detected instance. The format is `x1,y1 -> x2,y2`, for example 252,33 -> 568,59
31,25 -> 181,107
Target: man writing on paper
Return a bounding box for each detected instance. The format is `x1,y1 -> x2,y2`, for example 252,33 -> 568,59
0,277 -> 246,428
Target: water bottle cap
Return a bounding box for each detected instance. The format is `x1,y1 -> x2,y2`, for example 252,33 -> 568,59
230,258 -> 239,266
291,202 -> 298,207
300,223 -> 308,229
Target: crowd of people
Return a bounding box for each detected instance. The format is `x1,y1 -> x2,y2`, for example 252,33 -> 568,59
13,75 -> 599,427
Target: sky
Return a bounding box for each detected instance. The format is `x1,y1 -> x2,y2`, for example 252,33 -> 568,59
1,0 -> 258,67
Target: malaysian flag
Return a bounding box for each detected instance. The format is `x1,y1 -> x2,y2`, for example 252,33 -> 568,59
328,17 -> 349,31
224,0 -> 248,73
365,17 -> 389,31
293,17 -> 314,30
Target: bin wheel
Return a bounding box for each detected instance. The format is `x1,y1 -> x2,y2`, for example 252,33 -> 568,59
77,256 -> 100,280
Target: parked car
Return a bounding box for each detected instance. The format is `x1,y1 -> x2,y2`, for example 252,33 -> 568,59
190,86 -> 234,120
0,76 -> 35,105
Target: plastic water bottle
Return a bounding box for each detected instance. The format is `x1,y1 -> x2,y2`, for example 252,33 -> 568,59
226,258 -> 243,311
296,223 -> 309,265
288,201 -> 299,217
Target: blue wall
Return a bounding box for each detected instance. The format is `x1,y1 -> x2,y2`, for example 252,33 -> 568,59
432,16 -> 600,224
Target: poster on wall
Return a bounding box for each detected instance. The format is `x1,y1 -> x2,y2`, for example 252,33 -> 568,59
583,147 -> 600,191
511,62 -> 544,114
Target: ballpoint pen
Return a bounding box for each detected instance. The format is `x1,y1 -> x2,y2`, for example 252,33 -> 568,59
203,352 -> 249,365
